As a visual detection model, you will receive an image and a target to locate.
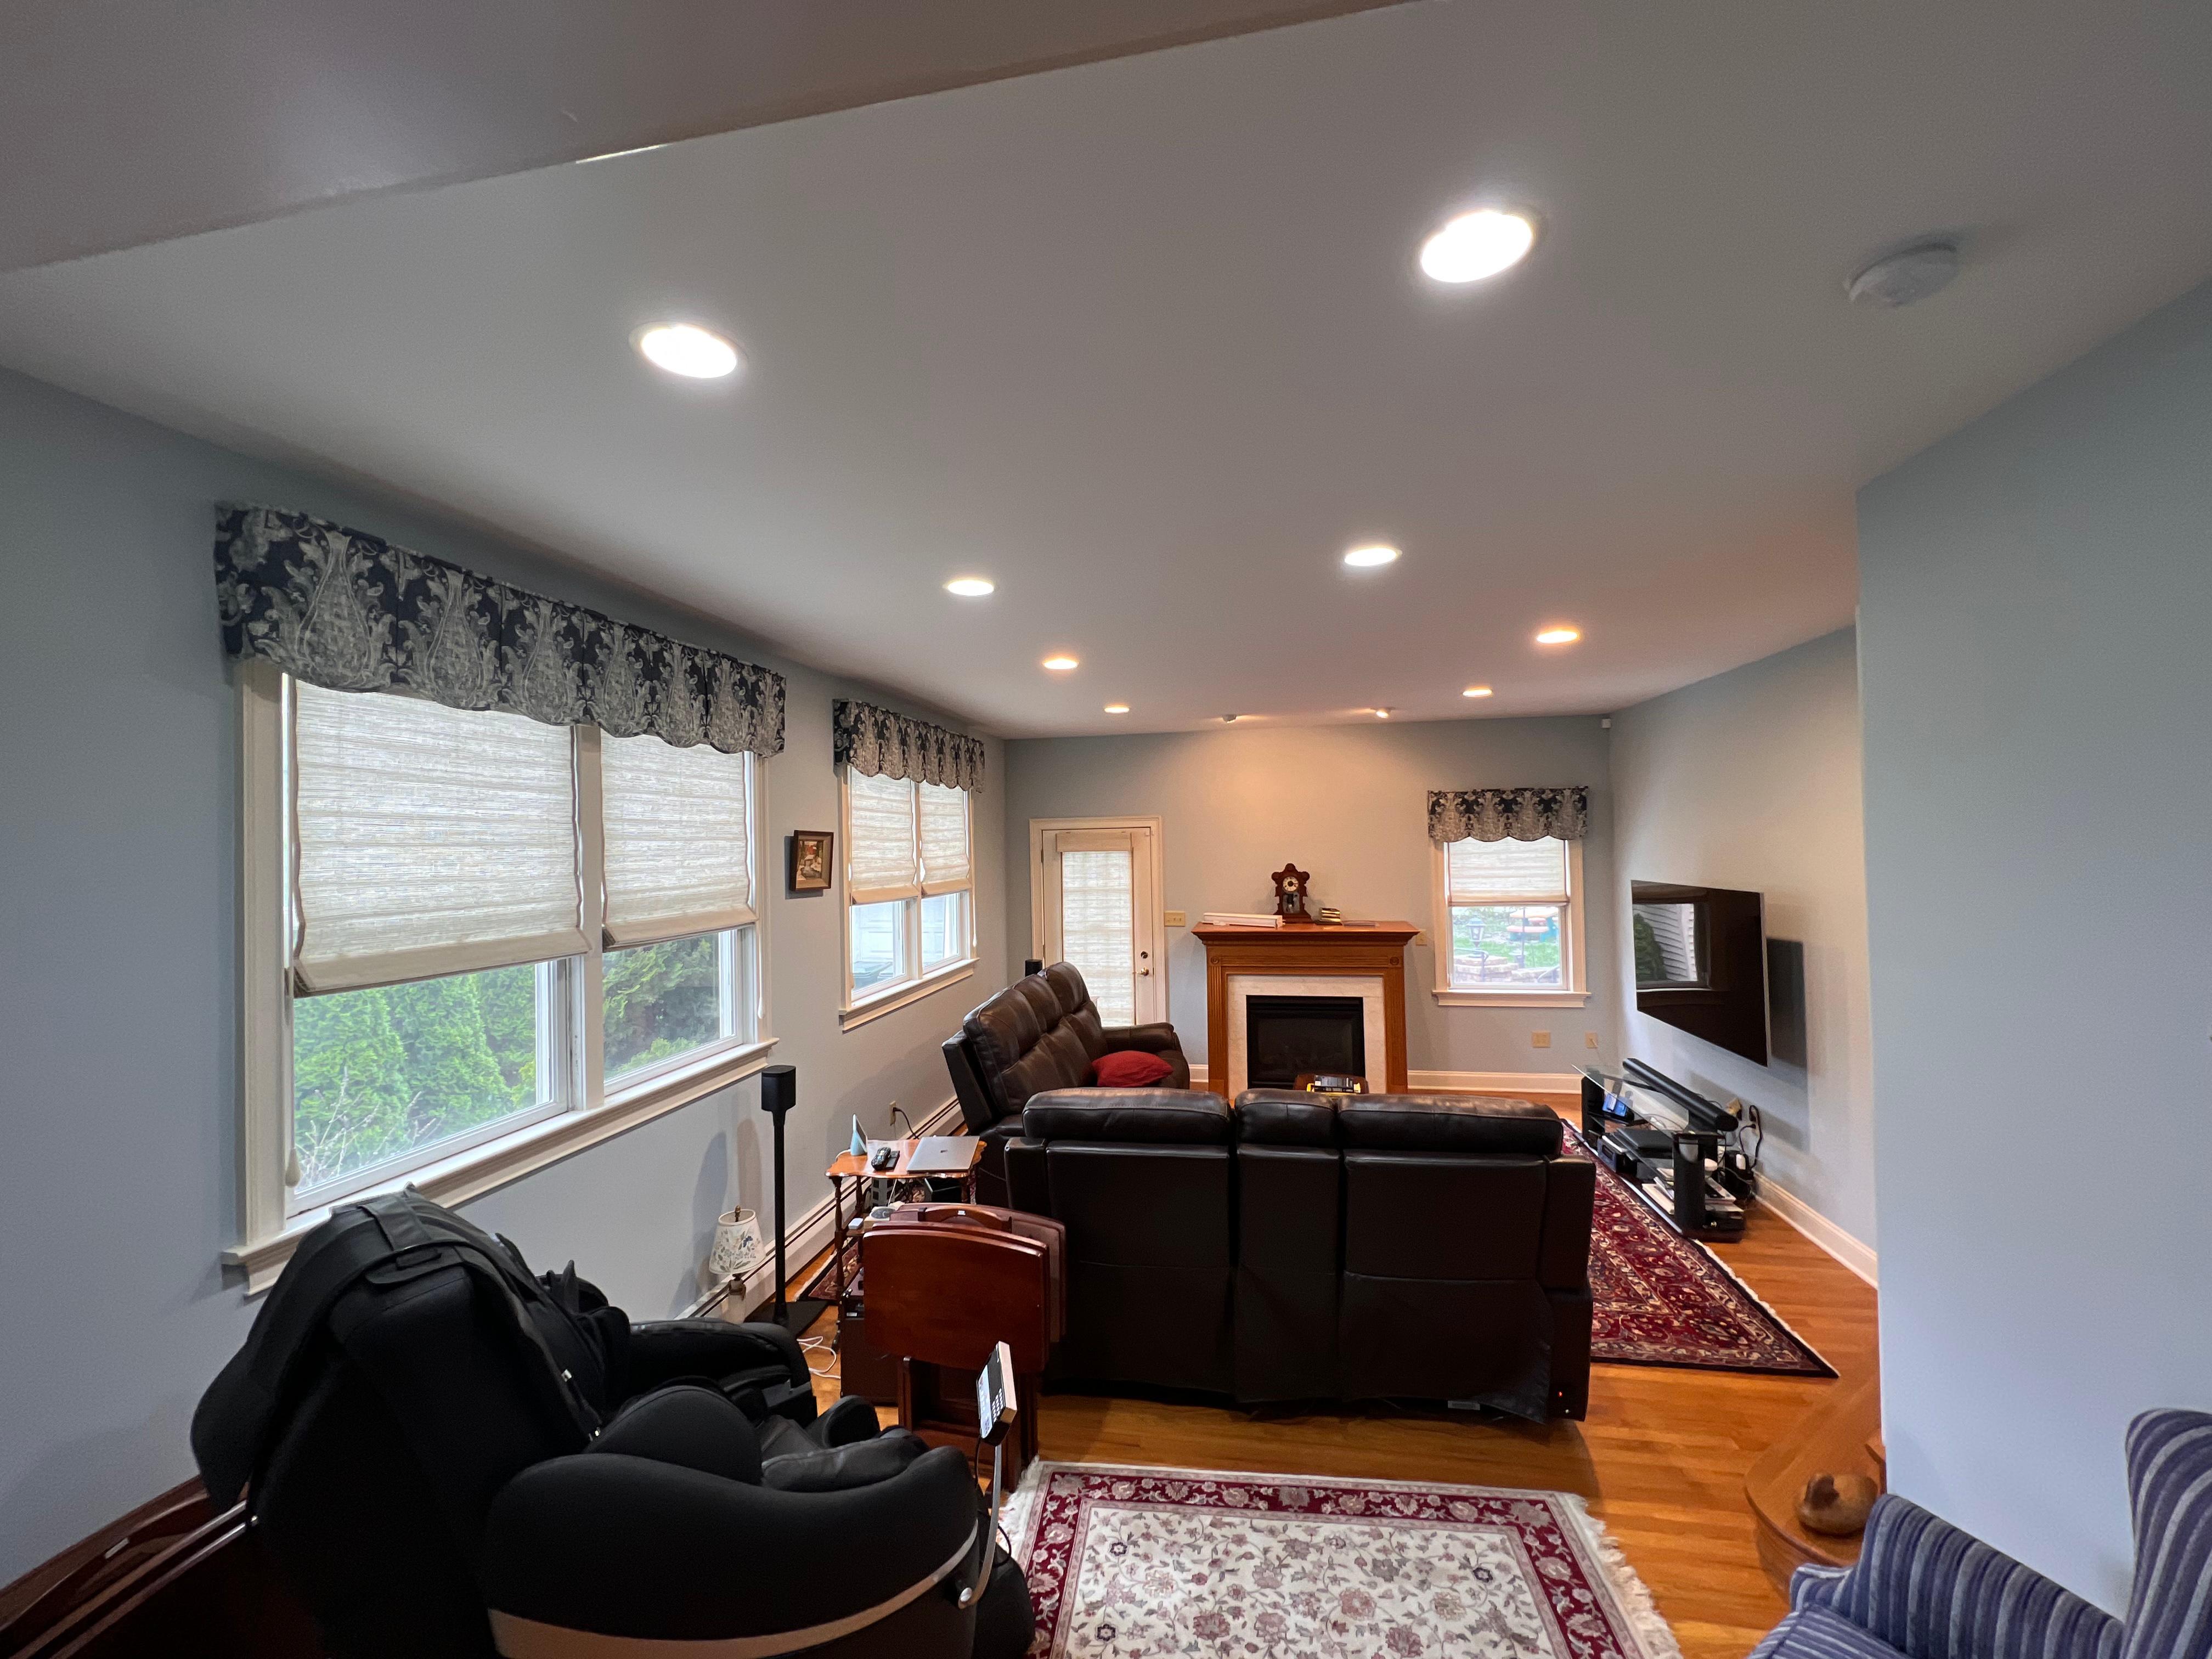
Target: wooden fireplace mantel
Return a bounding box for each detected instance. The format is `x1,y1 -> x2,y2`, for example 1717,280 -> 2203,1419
1193,919 -> 1419,1097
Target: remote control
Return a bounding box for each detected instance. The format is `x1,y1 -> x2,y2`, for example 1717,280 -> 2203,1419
870,1145 -> 898,1172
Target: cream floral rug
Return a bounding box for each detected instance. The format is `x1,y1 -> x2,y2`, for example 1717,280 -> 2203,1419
1002,1462 -> 1679,1659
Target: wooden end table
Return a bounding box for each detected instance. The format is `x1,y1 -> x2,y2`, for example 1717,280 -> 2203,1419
823,1137 -> 984,1301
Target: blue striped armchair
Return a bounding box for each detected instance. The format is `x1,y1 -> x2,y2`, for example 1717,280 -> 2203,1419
1750,1409 -> 2212,1659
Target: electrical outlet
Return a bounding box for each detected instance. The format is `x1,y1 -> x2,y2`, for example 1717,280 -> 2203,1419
1531,1030 -> 1551,1049
1584,1031 -> 1600,1049
1163,910 -> 1187,927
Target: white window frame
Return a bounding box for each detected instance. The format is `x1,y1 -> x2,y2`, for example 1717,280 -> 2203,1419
229,662 -> 777,1291
838,768 -> 978,1030
1430,837 -> 1590,1008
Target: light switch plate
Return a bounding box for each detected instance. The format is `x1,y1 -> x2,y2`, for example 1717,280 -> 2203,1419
1584,1031 -> 1600,1049
1163,910 -> 1187,927
1531,1031 -> 1553,1049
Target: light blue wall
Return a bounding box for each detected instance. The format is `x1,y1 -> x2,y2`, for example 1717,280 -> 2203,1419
1610,628 -> 1876,1253
1000,717 -> 1617,1077
1858,279 -> 2212,1607
0,367 -> 1006,1581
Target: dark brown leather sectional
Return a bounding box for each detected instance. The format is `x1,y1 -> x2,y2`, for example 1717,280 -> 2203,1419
943,963 -> 1194,1204
1003,1087 -> 1595,1420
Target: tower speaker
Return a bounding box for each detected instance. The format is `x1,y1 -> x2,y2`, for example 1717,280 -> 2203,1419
761,1063 -> 796,1118
757,1065 -> 827,1334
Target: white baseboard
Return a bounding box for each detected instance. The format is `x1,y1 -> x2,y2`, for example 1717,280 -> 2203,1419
1188,1064 -> 1579,1097
1756,1178 -> 1878,1286
696,1094 -> 963,1319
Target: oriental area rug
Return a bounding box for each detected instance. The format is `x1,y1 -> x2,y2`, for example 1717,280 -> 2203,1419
1003,1462 -> 1680,1659
1562,1133 -> 1835,1377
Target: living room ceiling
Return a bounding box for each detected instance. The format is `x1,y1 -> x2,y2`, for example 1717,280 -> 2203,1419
0,0 -> 1409,274
2,1 -> 2208,737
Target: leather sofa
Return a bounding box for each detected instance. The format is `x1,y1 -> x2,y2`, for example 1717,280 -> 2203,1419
944,962 -> 1196,1204
1004,1087 -> 1594,1419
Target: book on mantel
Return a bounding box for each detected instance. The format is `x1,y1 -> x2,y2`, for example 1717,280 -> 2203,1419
1200,912 -> 1280,928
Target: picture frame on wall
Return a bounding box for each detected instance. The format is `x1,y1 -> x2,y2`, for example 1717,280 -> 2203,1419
788,830 -> 834,893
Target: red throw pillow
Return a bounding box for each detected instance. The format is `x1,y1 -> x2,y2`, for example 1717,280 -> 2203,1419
1090,1049 -> 1175,1088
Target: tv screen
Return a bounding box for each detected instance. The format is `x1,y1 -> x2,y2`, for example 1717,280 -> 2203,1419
1631,881 -> 1769,1065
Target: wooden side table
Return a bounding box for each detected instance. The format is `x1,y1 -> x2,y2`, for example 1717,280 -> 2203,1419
823,1137 -> 984,1301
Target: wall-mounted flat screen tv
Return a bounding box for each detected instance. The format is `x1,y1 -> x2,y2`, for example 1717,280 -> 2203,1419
1630,881 -> 1769,1065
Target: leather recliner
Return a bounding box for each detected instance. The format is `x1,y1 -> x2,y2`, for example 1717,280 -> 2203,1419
1005,1088 -> 1595,1419
1004,1091 -> 1237,1393
1330,1093 -> 1594,1420
944,962 -> 1196,1204
193,1193 -> 1031,1659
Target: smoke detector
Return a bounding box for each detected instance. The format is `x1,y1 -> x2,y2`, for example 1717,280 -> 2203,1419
1848,242 -> 1960,308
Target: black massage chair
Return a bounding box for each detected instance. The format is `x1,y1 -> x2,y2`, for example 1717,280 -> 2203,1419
193,1192 -> 1031,1659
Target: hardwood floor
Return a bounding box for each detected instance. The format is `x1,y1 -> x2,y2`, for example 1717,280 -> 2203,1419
789,1097 -> 1877,1659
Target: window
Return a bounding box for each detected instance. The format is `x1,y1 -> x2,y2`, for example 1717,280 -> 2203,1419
597,730 -> 761,1088
241,670 -> 771,1267
841,768 -> 976,1022
1432,834 -> 1588,1005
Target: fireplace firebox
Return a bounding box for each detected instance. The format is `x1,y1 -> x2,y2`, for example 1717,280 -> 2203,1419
1244,995 -> 1366,1089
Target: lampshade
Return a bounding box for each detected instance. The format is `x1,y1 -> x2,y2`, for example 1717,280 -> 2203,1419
708,1207 -> 764,1284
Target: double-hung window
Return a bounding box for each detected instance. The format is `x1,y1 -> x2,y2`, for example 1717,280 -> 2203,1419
239,668 -> 771,1284
1432,834 -> 1588,1005
842,769 -> 975,1020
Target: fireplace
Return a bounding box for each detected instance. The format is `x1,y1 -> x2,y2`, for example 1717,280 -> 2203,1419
1244,995 -> 1367,1089
1194,918 -> 1418,1097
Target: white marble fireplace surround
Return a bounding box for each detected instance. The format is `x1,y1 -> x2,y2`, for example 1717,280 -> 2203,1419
1223,974 -> 1387,1099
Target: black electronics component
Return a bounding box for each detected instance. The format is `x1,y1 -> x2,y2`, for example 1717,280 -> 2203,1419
757,1065 -> 828,1333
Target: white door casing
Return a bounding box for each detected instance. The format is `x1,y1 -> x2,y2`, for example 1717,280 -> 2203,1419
1030,816 -> 1166,1025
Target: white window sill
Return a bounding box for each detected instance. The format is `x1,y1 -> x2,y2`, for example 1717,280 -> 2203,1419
1432,988 -> 1591,1008
223,1036 -> 779,1295
840,960 -> 977,1031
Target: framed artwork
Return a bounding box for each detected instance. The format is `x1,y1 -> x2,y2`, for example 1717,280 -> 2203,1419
788,830 -> 834,893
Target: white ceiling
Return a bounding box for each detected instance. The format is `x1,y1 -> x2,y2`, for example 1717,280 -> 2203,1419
0,0 -> 1406,273
3,1 -> 2209,737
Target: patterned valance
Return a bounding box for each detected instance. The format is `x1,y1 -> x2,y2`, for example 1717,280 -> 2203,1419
215,505 -> 785,758
1428,786 -> 1589,844
833,699 -> 986,793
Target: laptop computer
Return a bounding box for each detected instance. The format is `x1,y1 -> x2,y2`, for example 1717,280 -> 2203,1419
903,1136 -> 977,1176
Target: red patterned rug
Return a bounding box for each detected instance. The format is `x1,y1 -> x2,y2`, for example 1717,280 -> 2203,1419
1005,1462 -> 1680,1659
1563,1131 -> 1834,1376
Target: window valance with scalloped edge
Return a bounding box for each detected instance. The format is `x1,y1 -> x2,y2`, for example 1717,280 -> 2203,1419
1427,786 -> 1589,844
833,699 -> 986,793
214,504 -> 785,757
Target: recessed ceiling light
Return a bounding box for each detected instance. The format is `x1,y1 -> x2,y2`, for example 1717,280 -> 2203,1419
1042,656 -> 1079,672
1463,685 -> 1494,698
1534,626 -> 1581,646
944,577 -> 995,597
1373,708 -> 1392,719
1343,544 -> 1401,569
1419,210 -> 1536,284
635,323 -> 741,379
1222,714 -> 1240,723
1103,703 -> 1130,715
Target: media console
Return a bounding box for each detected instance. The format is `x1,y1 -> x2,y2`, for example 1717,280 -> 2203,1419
1577,1060 -> 1756,1240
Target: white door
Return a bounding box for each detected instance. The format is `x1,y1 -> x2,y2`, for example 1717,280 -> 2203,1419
1034,822 -> 1164,1025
